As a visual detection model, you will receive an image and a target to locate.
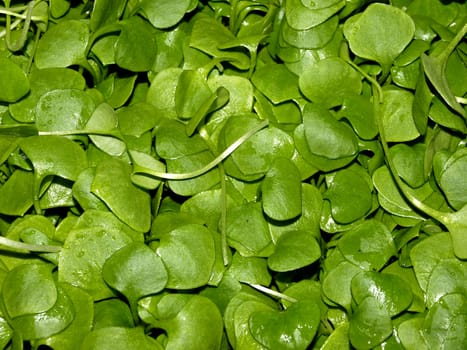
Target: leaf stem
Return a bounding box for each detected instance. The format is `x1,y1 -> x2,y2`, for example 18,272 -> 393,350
5,0 -> 34,52
372,84 -> 446,223
247,283 -> 298,304
133,119 -> 269,180
0,236 -> 61,253
219,164 -> 230,266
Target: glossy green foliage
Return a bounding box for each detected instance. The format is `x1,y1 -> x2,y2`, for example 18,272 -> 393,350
0,57 -> 30,102
0,0 -> 465,349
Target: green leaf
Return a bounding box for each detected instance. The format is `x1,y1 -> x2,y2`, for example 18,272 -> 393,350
390,143 -> 426,188
423,293 -> 467,350
115,16 -> 157,72
141,294 -> 223,349
91,158 -> 151,232
175,69 -> 213,120
20,135 -> 88,199
262,157 -> 302,221
251,64 -> 301,104
2,264 -> 57,318
344,3 -> 415,74
35,20 -> 90,69
249,300 -> 321,350
324,165 -> 373,224
426,259 -> 467,308
39,283 -> 94,350
93,299 -> 134,329
155,224 -> 215,289
190,14 -> 250,69
103,242 -> 168,305
302,103 -> 359,161
337,220 -> 396,271
0,170 -> 34,216
9,67 -> 86,123
351,271 -> 413,316
372,166 -> 424,219
410,233 -> 456,292
437,148 -> 467,210
58,226 -> 135,300
299,57 -> 362,108
81,326 -> 164,350
226,202 -> 273,257
90,0 -> 126,31
285,0 -> 345,30
349,296 -> 393,350
0,56 -> 30,103
281,15 -> 339,50
380,88 -> 420,142
397,316 -> 428,350
227,252 -> 271,286
421,24 -> 467,118
268,230 -> 321,272
10,286 -> 74,340
139,0 -> 192,29
221,115 -> 294,179
36,89 -> 96,132
322,260 -> 363,311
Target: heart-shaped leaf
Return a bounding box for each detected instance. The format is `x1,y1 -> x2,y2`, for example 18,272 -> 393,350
344,3 -> 415,75
349,296 -> 393,350
103,242 -> 168,306
249,300 -> 320,350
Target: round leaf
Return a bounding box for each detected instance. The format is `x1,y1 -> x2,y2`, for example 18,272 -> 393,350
344,3 -> 415,71
139,0 -> 192,29
0,57 -> 29,102
299,57 -> 362,108
349,296 -> 393,350
10,286 -> 74,341
36,89 -> 96,132
324,166 -> 373,224
262,157 -> 302,221
226,203 -> 273,257
426,259 -> 467,308
380,88 -> 420,142
91,158 -> 151,232
249,300 -> 321,350
268,230 -> 321,272
337,220 -> 396,271
2,264 -> 57,318
103,242 -> 168,304
35,20 -> 90,68
303,103 -> 359,160
322,260 -> 362,311
251,64 -> 301,104
58,227 -> 134,300
351,271 -> 413,317
81,326 -> 164,350
156,224 -> 216,289
115,16 -> 157,72
409,232 -> 455,292
438,148 -> 467,210
157,295 -> 224,349
423,293 -> 467,350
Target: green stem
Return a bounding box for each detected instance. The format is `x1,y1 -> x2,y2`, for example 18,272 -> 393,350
5,1 -> 34,52
372,84 -> 445,223
247,283 -> 298,304
219,164 -> 230,266
133,119 -> 269,180
435,22 -> 467,63
0,236 -> 61,253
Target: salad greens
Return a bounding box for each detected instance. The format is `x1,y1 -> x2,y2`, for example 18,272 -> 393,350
0,0 -> 466,349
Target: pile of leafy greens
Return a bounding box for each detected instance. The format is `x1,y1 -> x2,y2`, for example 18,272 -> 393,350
0,0 -> 466,349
